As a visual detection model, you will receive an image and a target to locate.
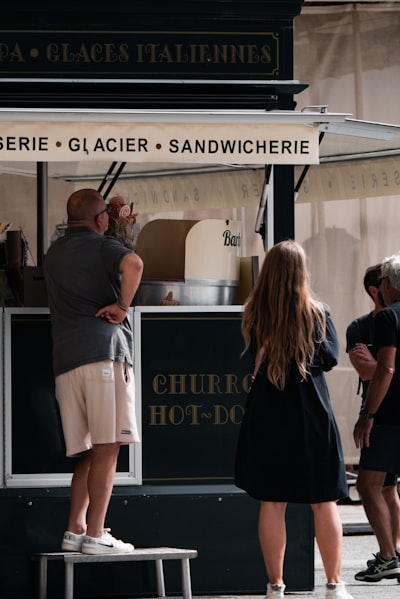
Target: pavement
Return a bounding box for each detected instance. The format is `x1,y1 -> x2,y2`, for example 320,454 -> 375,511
196,495 -> 400,599
271,503 -> 396,599
100,494 -> 397,599
311,502 -> 398,599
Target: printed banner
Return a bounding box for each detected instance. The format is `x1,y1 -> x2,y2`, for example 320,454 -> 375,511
0,121 -> 320,164
296,157 -> 400,202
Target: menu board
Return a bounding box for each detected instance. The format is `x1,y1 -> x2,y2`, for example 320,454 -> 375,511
138,309 -> 252,484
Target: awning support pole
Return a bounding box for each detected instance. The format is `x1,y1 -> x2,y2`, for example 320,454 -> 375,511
273,165 -> 294,244
294,132 -> 325,201
98,162 -> 127,200
37,162 -> 48,265
254,165 -> 272,240
98,162 -> 118,193
103,163 -> 127,199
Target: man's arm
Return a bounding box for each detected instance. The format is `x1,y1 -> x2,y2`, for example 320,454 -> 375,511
96,252 -> 143,323
353,345 -> 396,449
362,345 -> 396,415
348,343 -> 377,381
117,252 -> 144,309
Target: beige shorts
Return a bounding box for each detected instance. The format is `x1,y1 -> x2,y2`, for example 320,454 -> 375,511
55,360 -> 140,457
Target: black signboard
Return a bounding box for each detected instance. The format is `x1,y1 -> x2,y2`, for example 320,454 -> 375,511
0,1 -> 302,107
139,309 -> 252,484
0,30 -> 280,78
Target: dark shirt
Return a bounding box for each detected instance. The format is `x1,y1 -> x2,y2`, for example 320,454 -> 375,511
372,301 -> 400,425
346,311 -> 375,400
44,227 -> 133,376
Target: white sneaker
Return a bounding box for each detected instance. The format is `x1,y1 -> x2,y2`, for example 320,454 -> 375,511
61,530 -> 85,552
326,581 -> 354,599
265,582 -> 285,598
81,529 -> 134,555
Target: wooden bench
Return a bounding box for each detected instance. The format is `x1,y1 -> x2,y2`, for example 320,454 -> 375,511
33,547 -> 198,599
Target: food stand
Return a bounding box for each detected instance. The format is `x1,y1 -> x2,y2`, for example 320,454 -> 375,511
0,108 -> 334,597
1,94 -> 400,599
0,1 -> 362,597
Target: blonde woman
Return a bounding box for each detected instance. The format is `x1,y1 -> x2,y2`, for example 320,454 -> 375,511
235,240 -> 352,599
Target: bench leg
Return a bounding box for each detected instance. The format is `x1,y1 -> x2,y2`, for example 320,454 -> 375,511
38,557 -> 48,599
64,561 -> 74,599
181,558 -> 193,599
154,559 -> 166,598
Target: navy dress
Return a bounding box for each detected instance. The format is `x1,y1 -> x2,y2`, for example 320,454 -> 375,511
235,310 -> 348,503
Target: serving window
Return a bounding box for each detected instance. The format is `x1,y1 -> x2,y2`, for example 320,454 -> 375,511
3,308 -> 141,488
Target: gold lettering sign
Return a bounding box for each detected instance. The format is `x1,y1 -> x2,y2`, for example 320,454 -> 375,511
0,31 -> 280,76
139,311 -> 253,482
148,372 -> 251,427
148,403 -> 246,426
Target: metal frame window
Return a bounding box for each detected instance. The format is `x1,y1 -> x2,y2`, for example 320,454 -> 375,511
3,307 -> 141,488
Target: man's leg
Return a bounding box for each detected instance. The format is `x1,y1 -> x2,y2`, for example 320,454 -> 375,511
86,442 -> 121,538
382,481 -> 400,550
67,450 -> 92,534
357,468 -> 395,558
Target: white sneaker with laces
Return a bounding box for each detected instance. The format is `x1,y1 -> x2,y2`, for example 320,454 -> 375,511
265,582 -> 285,598
61,530 -> 85,552
326,581 -> 354,599
81,529 -> 134,555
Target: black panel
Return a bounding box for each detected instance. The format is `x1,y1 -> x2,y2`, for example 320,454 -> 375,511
9,312 -> 129,476
2,2 -> 303,28
0,488 -> 314,598
0,1 -> 302,107
140,312 -> 252,484
0,81 -> 305,110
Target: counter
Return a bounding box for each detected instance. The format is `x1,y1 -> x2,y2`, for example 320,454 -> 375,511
0,306 -> 314,598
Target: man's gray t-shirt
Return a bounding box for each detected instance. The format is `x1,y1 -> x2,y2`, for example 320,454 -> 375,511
44,227 -> 134,376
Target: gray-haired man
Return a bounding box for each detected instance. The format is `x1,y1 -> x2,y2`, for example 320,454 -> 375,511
353,252 -> 400,582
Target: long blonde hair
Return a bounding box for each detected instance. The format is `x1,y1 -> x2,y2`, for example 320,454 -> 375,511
242,240 -> 326,390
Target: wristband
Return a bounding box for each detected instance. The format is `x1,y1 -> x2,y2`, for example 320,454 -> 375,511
359,407 -> 376,420
116,301 -> 128,312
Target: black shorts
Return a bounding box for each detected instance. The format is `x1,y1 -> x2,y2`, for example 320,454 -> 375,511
360,424 -> 400,479
384,472 -> 398,486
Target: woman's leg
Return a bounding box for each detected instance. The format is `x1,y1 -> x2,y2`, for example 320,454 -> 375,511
258,501 -> 288,584
311,501 -> 342,583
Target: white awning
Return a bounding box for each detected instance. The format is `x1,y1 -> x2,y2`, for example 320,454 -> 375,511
0,108 -> 399,197
0,107 -> 351,166
296,118 -> 400,204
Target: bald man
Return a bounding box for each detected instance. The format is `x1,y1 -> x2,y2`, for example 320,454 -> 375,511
45,188 -> 143,554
